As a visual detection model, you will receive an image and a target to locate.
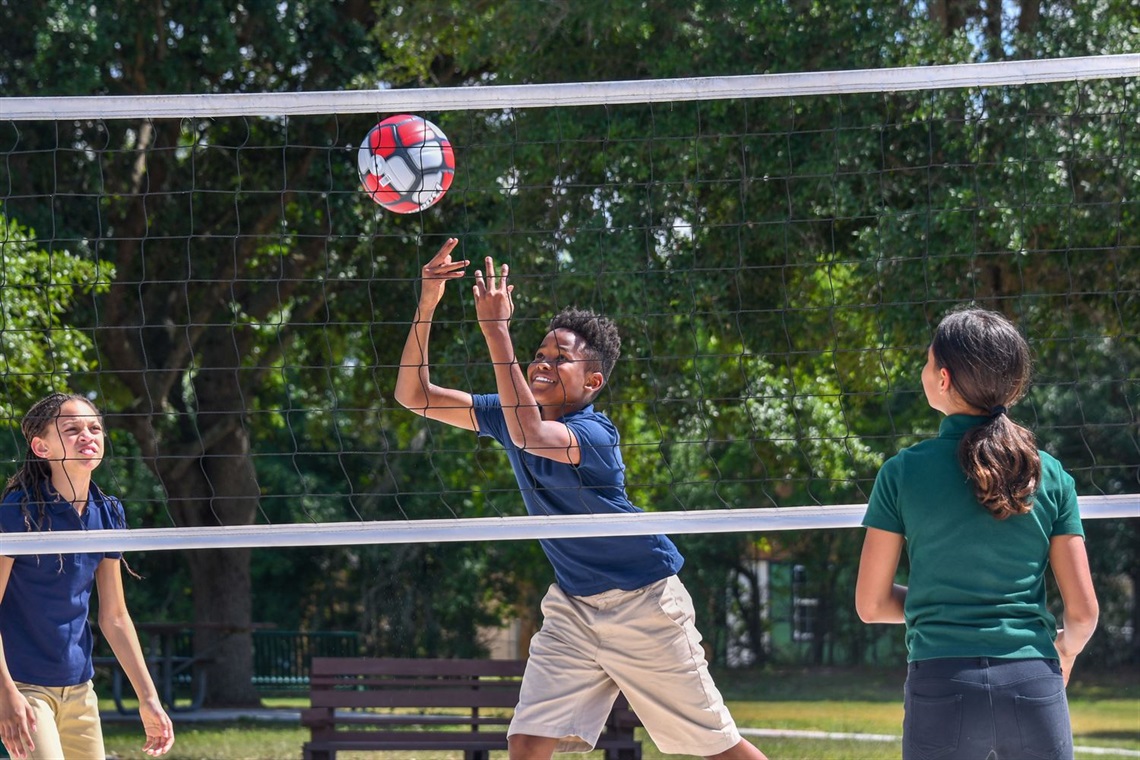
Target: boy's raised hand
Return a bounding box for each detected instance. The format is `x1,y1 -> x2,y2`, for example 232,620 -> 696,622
473,256 -> 515,330
418,238 -> 469,311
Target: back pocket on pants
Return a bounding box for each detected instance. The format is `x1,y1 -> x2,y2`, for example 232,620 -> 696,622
904,693 -> 962,760
1015,690 -> 1073,759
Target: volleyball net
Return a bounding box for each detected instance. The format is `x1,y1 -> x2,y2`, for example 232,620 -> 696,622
1,54 -> 1137,555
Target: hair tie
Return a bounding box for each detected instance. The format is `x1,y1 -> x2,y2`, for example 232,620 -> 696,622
990,405 -> 1007,418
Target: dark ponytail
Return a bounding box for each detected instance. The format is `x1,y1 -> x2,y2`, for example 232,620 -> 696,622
931,308 -> 1040,520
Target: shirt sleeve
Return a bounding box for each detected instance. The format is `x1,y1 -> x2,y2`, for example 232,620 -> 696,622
471,393 -> 508,447
1043,455 -> 1084,538
103,495 -> 126,561
0,498 -> 29,559
862,454 -> 905,535
564,413 -> 623,486
0,504 -> 27,534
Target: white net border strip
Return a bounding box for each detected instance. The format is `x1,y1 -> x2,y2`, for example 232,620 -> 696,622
0,495 -> 1134,555
2,55 -> 1136,121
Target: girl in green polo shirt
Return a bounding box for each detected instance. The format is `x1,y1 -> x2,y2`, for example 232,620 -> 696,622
856,307 -> 1098,760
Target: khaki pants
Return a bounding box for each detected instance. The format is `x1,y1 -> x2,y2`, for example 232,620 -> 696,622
15,681 -> 105,760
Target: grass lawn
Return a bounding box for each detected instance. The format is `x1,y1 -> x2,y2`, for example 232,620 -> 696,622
100,666 -> 1139,760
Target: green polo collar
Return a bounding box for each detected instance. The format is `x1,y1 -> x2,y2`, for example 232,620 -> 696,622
937,413 -> 990,440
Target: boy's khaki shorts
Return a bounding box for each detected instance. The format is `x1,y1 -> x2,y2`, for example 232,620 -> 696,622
508,575 -> 743,756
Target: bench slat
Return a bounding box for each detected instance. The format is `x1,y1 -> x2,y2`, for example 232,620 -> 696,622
305,732 -> 510,750
309,678 -> 523,689
311,657 -> 525,677
309,678 -> 520,691
309,689 -> 520,710
300,709 -> 511,727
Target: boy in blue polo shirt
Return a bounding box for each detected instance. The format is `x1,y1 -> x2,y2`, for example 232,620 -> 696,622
395,238 -> 767,760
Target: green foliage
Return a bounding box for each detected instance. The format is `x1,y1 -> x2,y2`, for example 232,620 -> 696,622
0,210 -> 111,420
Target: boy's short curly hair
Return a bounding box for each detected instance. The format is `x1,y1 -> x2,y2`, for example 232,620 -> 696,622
548,307 -> 621,381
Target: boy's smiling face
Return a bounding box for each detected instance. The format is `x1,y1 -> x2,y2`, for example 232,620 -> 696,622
528,328 -> 605,418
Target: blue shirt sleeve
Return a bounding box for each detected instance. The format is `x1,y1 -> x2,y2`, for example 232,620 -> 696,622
0,493 -> 30,541
472,393 -> 508,445
100,493 -> 126,561
564,414 -> 626,490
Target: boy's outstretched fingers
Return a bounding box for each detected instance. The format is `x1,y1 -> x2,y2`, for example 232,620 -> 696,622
480,256 -> 510,290
472,257 -> 515,324
417,238 -> 469,313
474,257 -> 511,293
423,238 -> 468,278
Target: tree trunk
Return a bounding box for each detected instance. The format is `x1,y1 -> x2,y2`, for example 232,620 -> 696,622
92,116 -> 327,707
1017,0 -> 1040,36
155,366 -> 263,706
929,0 -> 969,34
188,548 -> 259,705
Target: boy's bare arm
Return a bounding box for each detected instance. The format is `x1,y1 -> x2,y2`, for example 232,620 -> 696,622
473,257 -> 580,464
394,239 -> 479,431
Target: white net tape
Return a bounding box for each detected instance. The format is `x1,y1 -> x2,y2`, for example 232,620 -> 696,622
3,54 -> 1136,120
0,495 -> 1133,555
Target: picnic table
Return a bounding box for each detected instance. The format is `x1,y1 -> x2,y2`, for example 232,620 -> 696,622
96,621 -> 275,713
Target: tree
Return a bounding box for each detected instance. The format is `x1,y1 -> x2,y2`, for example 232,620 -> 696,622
0,0 -> 394,703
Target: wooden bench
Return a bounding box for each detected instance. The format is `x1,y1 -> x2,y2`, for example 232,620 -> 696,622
301,657 -> 642,760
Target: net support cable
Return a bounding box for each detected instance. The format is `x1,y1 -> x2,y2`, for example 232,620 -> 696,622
0,496 -> 1134,555
2,55 -> 1136,120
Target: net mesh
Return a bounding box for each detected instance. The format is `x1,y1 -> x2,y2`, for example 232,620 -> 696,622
1,55 -> 1137,554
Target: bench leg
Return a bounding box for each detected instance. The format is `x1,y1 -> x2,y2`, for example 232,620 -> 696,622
189,670 -> 208,711
464,752 -> 490,760
603,747 -> 641,760
302,746 -> 334,760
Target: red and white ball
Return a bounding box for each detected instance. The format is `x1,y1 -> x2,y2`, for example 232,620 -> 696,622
358,114 -> 455,213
